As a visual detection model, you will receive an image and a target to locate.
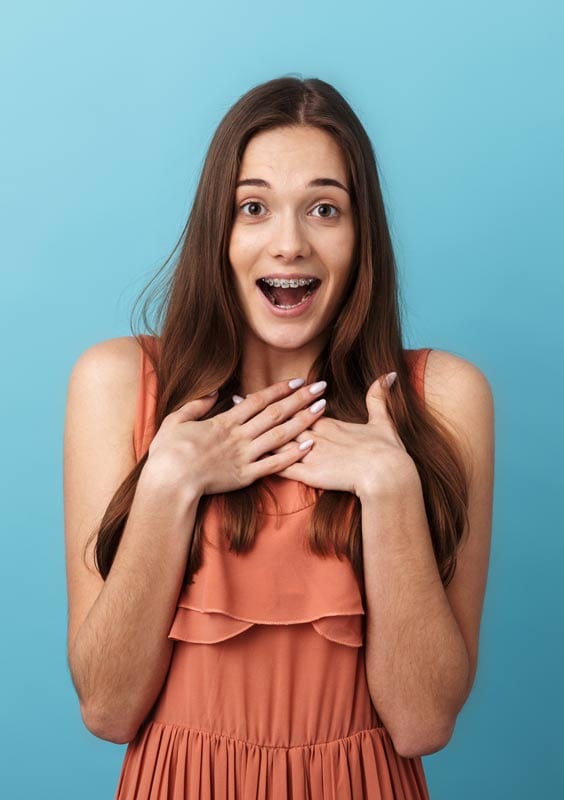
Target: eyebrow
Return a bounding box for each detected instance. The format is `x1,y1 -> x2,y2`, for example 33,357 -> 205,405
235,177 -> 350,195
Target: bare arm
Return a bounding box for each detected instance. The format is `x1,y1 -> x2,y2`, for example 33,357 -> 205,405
361,472 -> 470,758
64,338 -> 200,744
361,352 -> 494,759
68,468 -> 200,743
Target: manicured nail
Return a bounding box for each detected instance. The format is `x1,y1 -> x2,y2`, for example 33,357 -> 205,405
206,389 -> 219,397
232,394 -> 244,404
383,372 -> 397,388
298,439 -> 314,451
309,381 -> 327,395
310,398 -> 326,413
288,378 -> 305,389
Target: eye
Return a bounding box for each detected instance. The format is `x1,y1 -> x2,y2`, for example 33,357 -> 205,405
311,203 -> 340,219
239,201 -> 266,217
238,201 -> 340,219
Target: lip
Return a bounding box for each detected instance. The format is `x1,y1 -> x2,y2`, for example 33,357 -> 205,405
255,281 -> 321,318
258,273 -> 320,282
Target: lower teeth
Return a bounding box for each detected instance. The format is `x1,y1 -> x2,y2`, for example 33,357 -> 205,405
278,301 -> 305,309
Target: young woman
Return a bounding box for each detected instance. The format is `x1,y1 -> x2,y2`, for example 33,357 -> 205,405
64,76 -> 494,799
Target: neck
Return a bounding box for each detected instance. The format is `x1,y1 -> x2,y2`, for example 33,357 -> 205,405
238,331 -> 327,395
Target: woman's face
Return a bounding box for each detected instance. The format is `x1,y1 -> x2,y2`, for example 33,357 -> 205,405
228,125 -> 356,353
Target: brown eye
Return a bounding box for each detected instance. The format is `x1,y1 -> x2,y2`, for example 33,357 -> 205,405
312,203 -> 339,218
240,202 -> 265,216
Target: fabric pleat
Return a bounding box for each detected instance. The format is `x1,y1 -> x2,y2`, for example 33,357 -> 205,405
115,721 -> 430,800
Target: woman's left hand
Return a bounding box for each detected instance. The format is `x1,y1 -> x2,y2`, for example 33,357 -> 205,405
272,372 -> 418,498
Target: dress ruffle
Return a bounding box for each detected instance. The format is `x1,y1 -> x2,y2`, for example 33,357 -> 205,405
168,494 -> 365,648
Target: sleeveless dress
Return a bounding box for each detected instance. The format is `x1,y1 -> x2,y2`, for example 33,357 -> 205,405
114,336 -> 432,800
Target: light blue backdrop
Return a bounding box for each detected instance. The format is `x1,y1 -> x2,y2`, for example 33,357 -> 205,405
1,1 -> 562,798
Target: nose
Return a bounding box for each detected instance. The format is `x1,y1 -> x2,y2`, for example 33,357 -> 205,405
267,210 -> 312,261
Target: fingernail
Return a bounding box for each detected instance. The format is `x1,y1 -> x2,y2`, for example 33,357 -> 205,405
206,389 -> 219,397
298,438 -> 314,451
288,378 -> 305,389
310,398 -> 326,413
309,380 -> 327,395
383,372 -> 397,388
232,394 -> 244,404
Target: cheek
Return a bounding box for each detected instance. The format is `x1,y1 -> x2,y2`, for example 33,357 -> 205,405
229,230 -> 262,276
319,223 -> 355,263
334,230 -> 356,285
324,257 -> 356,310
227,230 -> 241,266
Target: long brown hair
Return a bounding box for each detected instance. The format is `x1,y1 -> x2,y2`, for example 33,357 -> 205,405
86,76 -> 469,598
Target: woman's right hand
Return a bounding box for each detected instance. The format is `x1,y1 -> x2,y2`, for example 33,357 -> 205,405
144,379 -> 327,498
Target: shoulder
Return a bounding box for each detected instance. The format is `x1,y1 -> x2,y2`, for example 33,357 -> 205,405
63,337 -> 147,657
68,335 -> 143,391
66,336 -> 145,438
423,349 -> 494,416
422,348 -> 495,476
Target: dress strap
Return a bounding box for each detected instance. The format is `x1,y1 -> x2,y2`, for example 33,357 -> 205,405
405,347 -> 432,405
132,334 -> 160,462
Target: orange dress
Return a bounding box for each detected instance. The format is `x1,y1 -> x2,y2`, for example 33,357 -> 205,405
114,336 -> 432,800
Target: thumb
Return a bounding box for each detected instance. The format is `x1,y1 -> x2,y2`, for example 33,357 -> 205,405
173,389 -> 219,422
365,371 -> 397,423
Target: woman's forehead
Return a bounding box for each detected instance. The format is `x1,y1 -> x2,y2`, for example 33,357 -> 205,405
238,127 -> 348,186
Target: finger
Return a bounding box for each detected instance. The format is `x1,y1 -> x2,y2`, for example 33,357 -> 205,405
242,382 -> 327,441
365,371 -> 397,424
170,390 -> 219,423
247,438 -> 313,483
227,378 -> 306,424
246,397 -> 324,462
271,433 -> 314,456
273,460 -> 307,482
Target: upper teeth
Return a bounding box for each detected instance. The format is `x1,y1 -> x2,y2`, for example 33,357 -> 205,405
261,278 -> 316,288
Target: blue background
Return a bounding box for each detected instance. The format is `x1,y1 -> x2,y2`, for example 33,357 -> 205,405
1,1 -> 562,797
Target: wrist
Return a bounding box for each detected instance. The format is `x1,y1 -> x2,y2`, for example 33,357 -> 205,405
356,455 -> 420,503
140,457 -> 203,507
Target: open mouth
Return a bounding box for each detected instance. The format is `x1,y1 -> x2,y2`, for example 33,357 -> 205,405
257,277 -> 322,309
